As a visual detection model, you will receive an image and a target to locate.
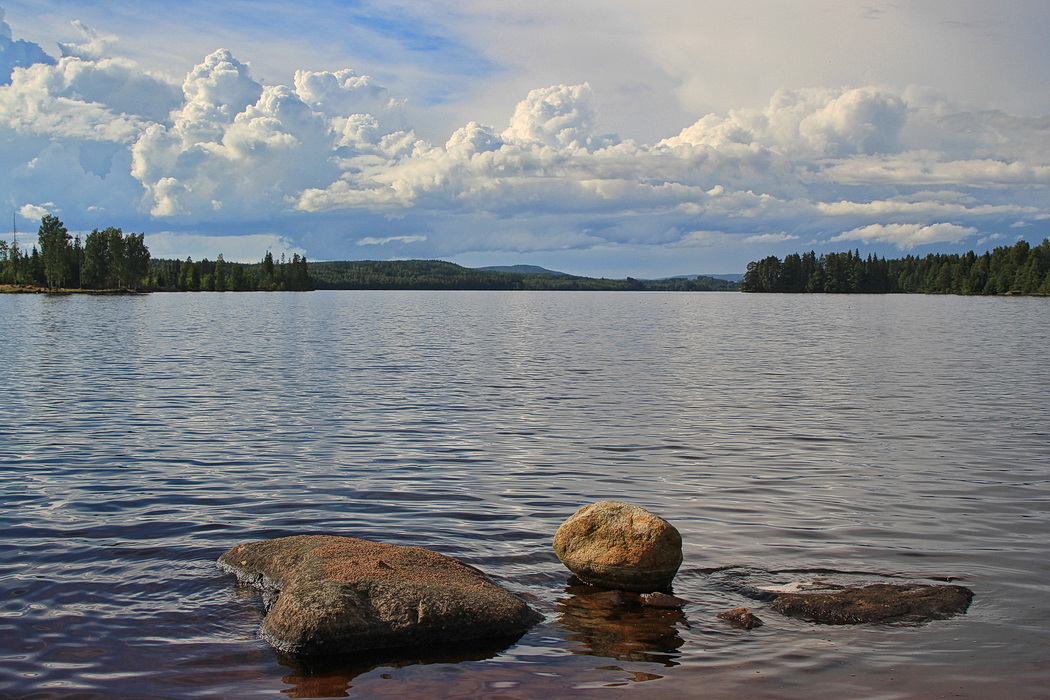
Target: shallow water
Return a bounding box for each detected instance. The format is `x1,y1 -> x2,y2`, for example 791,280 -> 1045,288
1,290 -> 1048,699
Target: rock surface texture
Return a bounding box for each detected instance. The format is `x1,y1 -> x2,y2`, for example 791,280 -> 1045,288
770,583 -> 974,624
553,501 -> 683,592
717,607 -> 765,630
217,535 -> 541,655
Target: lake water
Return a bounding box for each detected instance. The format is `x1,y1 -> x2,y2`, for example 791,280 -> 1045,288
1,290 -> 1048,699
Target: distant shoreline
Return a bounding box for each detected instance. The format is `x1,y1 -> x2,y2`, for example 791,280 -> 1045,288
0,284 -> 146,295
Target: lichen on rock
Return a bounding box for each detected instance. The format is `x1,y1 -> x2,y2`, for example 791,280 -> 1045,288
553,500 -> 683,592
217,535 -> 541,656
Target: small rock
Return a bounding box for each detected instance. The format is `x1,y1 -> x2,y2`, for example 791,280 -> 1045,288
640,592 -> 689,609
553,501 -> 683,592
717,607 -> 764,630
218,535 -> 541,655
770,583 -> 974,624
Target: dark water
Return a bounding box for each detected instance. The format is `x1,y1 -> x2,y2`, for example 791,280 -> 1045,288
1,290 -> 1048,699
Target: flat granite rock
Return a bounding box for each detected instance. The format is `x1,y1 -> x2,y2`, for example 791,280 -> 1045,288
770,583 -> 974,624
218,535 -> 542,656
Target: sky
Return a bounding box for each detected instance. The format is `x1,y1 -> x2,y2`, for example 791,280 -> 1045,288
1,1 -> 1048,277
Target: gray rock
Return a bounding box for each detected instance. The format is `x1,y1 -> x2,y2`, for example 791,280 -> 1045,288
553,501 -> 683,592
218,535 -> 541,655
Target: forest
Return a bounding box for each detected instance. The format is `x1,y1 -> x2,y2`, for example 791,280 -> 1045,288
309,260 -> 739,291
0,216 -> 312,292
741,239 -> 1050,295
148,252 -> 313,292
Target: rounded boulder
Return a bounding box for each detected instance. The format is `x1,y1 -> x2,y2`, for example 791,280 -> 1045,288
553,501 -> 683,592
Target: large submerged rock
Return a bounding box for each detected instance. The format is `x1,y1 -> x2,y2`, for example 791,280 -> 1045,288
770,583 -> 974,624
217,535 -> 541,655
553,501 -> 683,592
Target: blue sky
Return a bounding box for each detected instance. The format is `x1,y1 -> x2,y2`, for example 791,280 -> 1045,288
2,1 -> 1048,276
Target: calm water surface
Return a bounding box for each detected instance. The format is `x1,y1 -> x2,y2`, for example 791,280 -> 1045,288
1,291 -> 1048,699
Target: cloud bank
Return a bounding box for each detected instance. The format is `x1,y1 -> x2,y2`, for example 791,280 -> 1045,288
1,6 -> 1047,275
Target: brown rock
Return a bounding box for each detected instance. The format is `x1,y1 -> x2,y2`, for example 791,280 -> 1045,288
217,535 -> 541,655
770,583 -> 974,624
640,592 -> 689,609
555,584 -> 687,664
717,607 -> 764,630
553,501 -> 683,592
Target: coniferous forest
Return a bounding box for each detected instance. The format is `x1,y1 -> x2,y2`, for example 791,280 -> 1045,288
0,216 -> 312,292
742,239 -> 1050,295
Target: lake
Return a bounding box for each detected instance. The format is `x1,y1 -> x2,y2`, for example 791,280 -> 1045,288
1,290 -> 1048,699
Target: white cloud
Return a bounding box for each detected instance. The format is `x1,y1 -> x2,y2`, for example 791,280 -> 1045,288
679,230 -> 736,246
660,86 -> 908,158
18,203 -> 53,220
831,223 -> 978,249
58,20 -> 117,62
977,233 -> 1007,246
745,233 -> 799,244
501,83 -> 611,151
294,68 -> 406,132
357,234 -> 428,246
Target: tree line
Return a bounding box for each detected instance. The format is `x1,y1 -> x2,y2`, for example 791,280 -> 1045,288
149,252 -> 312,292
309,259 -> 739,291
0,215 -> 150,290
741,239 -> 1050,295
0,216 -> 312,292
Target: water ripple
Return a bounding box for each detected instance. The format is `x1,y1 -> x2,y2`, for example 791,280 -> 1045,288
1,291 -> 1048,699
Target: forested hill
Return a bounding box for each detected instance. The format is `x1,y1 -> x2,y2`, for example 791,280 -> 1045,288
742,239 -> 1050,295
308,259 -> 740,291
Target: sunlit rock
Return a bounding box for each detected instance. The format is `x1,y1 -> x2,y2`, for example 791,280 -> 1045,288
218,535 -> 541,655
770,583 -> 974,624
553,500 -> 683,592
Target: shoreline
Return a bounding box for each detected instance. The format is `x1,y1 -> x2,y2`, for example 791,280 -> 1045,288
0,284 -> 145,295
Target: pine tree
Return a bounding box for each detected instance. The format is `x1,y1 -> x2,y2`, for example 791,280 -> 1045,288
37,215 -> 72,289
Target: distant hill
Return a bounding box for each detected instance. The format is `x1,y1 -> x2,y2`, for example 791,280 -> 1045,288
668,273 -> 745,282
477,264 -> 567,275
309,259 -> 740,291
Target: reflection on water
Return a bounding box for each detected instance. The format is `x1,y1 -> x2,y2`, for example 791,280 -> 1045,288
275,639 -> 517,699
555,583 -> 686,667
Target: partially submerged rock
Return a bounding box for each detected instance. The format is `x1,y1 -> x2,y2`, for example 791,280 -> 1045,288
639,592 -> 689,609
717,607 -> 764,630
553,501 -> 683,592
217,535 -> 541,655
770,583 -> 974,625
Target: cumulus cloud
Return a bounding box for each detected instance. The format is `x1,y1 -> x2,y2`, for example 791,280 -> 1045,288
659,86 -> 908,157
501,83 -> 612,151
18,203 -> 53,220
831,223 -> 978,249
58,20 -> 118,62
0,4 -> 1047,274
